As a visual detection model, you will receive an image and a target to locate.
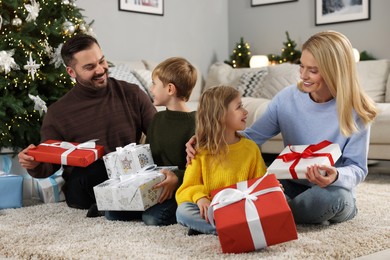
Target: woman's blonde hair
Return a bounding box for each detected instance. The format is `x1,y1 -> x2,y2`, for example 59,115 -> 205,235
195,86 -> 240,162
298,30 -> 377,136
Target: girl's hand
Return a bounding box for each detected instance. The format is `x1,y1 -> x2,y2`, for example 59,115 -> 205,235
196,197 -> 211,222
18,144 -> 40,170
153,169 -> 179,203
185,135 -> 197,166
306,164 -> 338,188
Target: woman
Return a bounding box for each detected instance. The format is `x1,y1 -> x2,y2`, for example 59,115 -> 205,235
186,31 -> 377,225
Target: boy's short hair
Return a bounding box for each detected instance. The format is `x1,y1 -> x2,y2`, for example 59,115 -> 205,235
152,57 -> 197,102
61,34 -> 99,67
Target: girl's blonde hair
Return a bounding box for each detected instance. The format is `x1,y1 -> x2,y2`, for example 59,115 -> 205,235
298,30 -> 377,136
195,86 -> 240,161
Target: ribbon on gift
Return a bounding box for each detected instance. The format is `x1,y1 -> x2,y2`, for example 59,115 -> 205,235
1,155 -> 12,174
115,164 -> 164,187
208,174 -> 283,250
40,139 -> 99,165
277,140 -> 335,179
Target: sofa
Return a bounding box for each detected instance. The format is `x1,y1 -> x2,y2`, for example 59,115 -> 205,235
110,59 -> 390,160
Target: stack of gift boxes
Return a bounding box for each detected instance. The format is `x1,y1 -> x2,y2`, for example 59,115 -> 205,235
93,143 -> 172,211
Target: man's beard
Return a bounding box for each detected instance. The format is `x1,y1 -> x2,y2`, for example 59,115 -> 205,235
76,68 -> 109,89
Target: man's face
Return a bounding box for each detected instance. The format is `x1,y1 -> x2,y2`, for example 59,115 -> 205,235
66,43 -> 109,89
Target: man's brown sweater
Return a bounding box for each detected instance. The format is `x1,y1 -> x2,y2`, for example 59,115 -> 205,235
28,77 -> 156,178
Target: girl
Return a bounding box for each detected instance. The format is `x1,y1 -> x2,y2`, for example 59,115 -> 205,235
176,86 -> 267,235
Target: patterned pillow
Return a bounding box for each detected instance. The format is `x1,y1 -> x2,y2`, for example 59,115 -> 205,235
109,65 -> 153,100
132,69 -> 154,98
237,69 -> 268,98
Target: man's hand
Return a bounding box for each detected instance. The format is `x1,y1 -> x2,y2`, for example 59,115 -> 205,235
153,169 -> 179,203
18,144 -> 40,170
185,135 -> 197,166
196,197 -> 211,222
306,164 -> 338,188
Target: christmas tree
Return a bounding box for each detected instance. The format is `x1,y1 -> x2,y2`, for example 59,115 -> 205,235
225,37 -> 251,68
268,31 -> 301,65
0,0 -> 93,151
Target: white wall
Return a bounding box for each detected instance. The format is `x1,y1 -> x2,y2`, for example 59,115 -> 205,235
228,0 -> 390,60
77,0 -> 228,77
77,0 -> 389,77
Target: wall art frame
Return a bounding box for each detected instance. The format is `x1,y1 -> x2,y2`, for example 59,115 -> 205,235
251,0 -> 297,7
315,0 -> 370,26
119,0 -> 164,16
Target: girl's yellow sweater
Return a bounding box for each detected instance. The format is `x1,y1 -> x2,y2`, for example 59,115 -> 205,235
176,137 -> 267,205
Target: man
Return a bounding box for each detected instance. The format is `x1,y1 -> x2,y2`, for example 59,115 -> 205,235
18,34 -> 156,215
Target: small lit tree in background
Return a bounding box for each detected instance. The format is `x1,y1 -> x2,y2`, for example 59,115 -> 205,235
268,31 -> 301,65
0,0 -> 93,151
225,37 -> 252,68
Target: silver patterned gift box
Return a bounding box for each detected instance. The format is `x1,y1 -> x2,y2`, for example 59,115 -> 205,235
103,143 -> 154,179
93,170 -> 166,211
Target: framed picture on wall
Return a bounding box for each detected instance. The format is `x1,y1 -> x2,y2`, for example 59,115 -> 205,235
119,0 -> 164,16
251,0 -> 297,7
315,0 -> 370,25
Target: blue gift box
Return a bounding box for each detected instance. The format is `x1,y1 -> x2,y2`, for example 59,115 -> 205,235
0,174 -> 23,209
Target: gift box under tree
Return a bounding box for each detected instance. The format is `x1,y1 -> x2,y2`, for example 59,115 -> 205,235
267,140 -> 342,179
0,173 -> 23,209
208,174 -> 297,254
103,143 -> 154,179
27,139 -> 104,167
34,170 -> 65,203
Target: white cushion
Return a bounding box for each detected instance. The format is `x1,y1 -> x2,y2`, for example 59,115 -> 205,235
356,60 -> 390,103
386,73 -> 390,103
109,65 -> 151,99
237,69 -> 268,98
261,63 -> 300,99
204,62 -> 261,91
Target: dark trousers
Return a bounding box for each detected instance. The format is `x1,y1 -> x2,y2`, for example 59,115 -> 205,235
62,159 -> 108,209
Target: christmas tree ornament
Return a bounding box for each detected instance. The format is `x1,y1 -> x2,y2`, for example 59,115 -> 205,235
11,16 -> 23,27
79,23 -> 87,32
49,43 -> 64,68
62,20 -> 75,35
62,0 -> 70,5
0,50 -> 20,74
28,94 -> 47,116
24,52 -> 41,80
0,15 -> 3,30
24,0 -> 40,22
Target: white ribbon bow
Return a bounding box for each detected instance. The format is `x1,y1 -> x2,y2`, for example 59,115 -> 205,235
208,174 -> 282,250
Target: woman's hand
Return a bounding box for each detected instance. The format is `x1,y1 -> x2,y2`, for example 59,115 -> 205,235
306,164 -> 338,188
153,169 -> 179,203
196,197 -> 211,222
185,135 -> 197,166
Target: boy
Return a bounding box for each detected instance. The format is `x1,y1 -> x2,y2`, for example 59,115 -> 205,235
105,57 -> 197,225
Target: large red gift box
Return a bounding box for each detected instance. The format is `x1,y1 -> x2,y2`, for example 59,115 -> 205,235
27,140 -> 104,167
209,174 -> 297,254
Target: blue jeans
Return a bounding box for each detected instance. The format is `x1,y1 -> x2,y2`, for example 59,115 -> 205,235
176,202 -> 217,235
105,197 -> 177,226
280,180 -> 357,224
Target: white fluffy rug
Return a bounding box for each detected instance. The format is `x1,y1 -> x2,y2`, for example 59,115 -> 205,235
1,173 -> 389,260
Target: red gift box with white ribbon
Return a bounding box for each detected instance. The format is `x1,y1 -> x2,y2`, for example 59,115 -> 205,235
267,140 -> 342,179
28,139 -> 104,167
208,174 -> 297,254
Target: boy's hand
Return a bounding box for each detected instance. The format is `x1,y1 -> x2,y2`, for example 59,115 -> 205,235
154,169 -> 179,203
196,197 -> 211,222
185,135 -> 197,166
